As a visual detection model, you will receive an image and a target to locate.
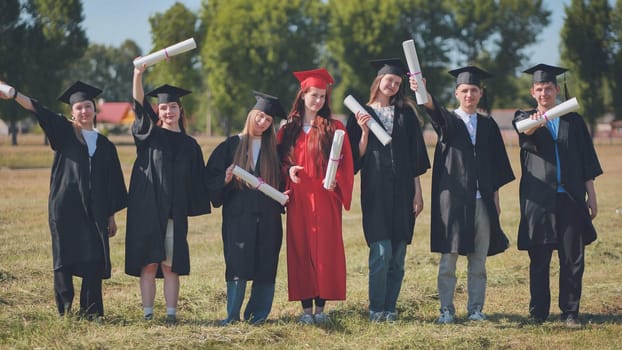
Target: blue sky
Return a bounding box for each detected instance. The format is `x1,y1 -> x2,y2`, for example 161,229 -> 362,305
82,0 -> 568,70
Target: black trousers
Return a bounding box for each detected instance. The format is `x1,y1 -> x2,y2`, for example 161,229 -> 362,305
54,262 -> 104,317
528,193 -> 585,321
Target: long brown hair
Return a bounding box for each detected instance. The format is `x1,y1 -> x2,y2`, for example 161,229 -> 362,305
278,87 -> 334,178
156,102 -> 187,133
232,109 -> 280,188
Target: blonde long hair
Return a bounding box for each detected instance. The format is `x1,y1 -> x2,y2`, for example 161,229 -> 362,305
232,109 -> 280,188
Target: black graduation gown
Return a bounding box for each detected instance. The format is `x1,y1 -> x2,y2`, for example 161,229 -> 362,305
426,97 -> 514,256
125,99 -> 210,277
205,136 -> 283,283
31,100 -> 127,279
346,104 -> 430,246
512,110 -> 603,250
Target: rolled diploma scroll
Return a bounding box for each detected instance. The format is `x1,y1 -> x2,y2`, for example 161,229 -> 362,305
133,38 -> 197,68
324,130 -> 345,190
344,95 -> 392,145
232,165 -> 288,206
0,84 -> 15,98
515,97 -> 580,133
402,39 -> 429,105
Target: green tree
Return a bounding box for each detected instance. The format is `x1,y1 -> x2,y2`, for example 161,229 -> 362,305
201,0 -> 327,135
609,0 -> 622,120
0,0 -> 87,145
66,40 -> 142,102
24,0 -> 88,107
0,0 -> 28,145
489,0 -> 550,108
447,0 -> 550,110
146,3 -> 201,132
561,0 -> 612,134
327,0 -> 455,111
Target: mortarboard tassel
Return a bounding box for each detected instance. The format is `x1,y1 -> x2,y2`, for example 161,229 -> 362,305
563,73 -> 569,101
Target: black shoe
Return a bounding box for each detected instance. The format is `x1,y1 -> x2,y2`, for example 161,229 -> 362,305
528,315 -> 545,325
166,314 -> 177,325
561,315 -> 581,329
144,313 -> 153,321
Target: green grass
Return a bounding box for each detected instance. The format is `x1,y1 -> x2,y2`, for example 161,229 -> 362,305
1,134 -> 621,349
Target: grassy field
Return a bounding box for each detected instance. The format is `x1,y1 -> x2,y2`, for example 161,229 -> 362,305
1,134 -> 621,349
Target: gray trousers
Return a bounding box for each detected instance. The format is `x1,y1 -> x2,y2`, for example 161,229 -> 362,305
437,199 -> 491,315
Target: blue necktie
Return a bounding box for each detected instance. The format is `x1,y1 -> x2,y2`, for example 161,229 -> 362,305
546,118 -> 564,192
468,115 -> 477,144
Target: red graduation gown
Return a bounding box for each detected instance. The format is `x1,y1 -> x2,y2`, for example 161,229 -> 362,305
278,120 -> 354,301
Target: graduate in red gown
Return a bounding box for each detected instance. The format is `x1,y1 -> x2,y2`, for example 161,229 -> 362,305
277,68 -> 354,325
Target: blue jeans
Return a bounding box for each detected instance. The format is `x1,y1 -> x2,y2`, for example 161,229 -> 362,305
225,280 -> 275,324
368,240 -> 407,313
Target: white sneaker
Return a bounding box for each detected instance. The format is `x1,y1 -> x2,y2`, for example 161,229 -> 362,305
468,310 -> 486,321
299,313 -> 315,325
369,310 -> 385,323
385,311 -> 397,322
437,308 -> 454,324
314,312 -> 330,324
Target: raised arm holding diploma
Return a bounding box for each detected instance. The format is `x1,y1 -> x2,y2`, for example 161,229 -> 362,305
344,95 -> 392,145
133,38 -> 197,68
232,165 -> 288,205
402,39 -> 429,105
515,97 -> 579,133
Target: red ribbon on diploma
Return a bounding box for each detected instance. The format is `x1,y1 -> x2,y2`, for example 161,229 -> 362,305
330,154 -> 343,163
255,177 -> 265,190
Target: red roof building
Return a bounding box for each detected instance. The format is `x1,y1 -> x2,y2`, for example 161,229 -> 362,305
97,102 -> 135,125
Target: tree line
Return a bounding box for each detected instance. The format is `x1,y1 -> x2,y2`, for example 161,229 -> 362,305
1,0 -> 620,143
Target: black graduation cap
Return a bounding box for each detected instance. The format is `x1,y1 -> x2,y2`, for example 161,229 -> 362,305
523,63 -> 568,84
448,66 -> 492,87
523,63 -> 570,100
252,91 -> 286,119
369,58 -> 407,76
146,84 -> 191,104
57,81 -> 102,105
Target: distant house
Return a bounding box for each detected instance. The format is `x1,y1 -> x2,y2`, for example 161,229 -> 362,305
97,102 -> 135,125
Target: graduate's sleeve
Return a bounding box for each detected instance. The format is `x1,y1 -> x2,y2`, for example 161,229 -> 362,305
575,113 -> 603,181
490,118 -> 515,190
131,98 -> 158,146
512,109 -> 540,153
205,138 -> 233,208
187,139 -> 211,216
424,95 -> 452,143
106,143 -> 128,215
407,107 -> 431,177
345,113 -> 363,173
333,121 -> 354,211
30,99 -> 73,151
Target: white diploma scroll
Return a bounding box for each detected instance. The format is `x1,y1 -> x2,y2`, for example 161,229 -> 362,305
515,97 -> 580,133
344,95 -> 392,146
0,83 -> 15,98
232,165 -> 288,206
133,38 -> 197,68
324,130 -> 345,190
402,39 -> 429,105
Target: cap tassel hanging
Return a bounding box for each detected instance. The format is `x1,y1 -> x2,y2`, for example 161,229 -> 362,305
563,73 -> 569,101
480,86 -> 491,115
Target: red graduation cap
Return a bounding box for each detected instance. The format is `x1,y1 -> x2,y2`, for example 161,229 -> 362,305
293,68 -> 334,90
